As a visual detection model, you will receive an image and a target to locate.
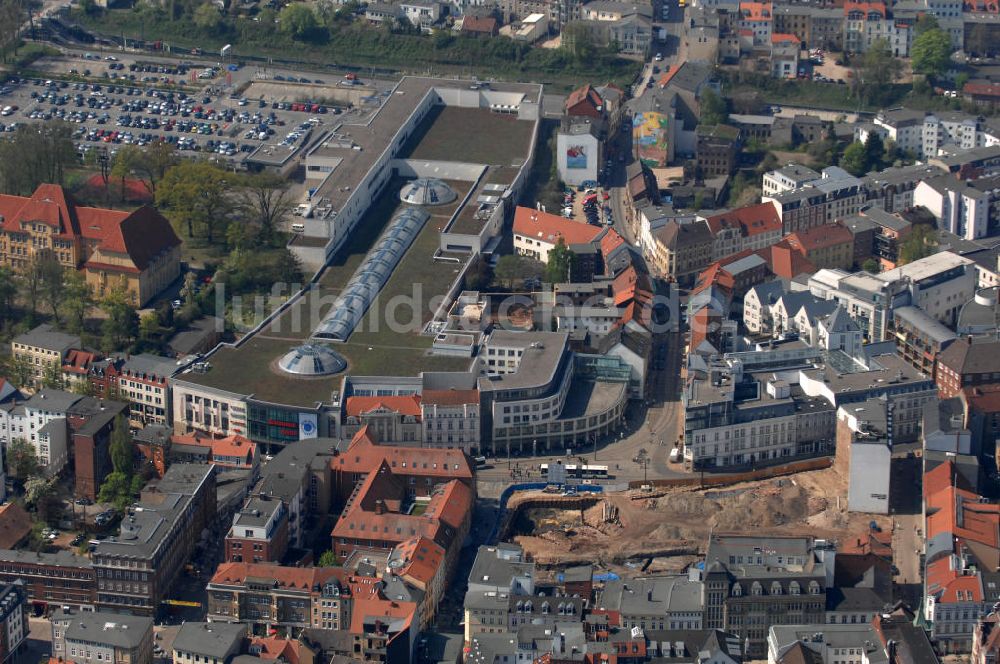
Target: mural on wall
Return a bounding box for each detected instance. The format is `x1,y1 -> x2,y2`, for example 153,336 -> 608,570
566,145 -> 587,169
633,112 -> 670,167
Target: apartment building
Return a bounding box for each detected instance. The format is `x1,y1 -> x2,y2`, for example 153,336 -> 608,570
704,535 -> 830,658
843,1 -> 911,55
513,206 -> 603,264
0,584 -> 25,664
0,550 -> 95,610
650,220 -> 715,284
888,305 -> 956,377
115,354 -> 178,427
0,389 -> 81,476
11,324 -> 80,389
861,163 -> 945,213
936,337 -> 1000,399
764,167 -> 864,233
92,464 -> 217,615
597,576 -> 704,631
51,609 -> 153,664
923,460 -> 1000,652
224,496 -> 288,565
784,223 -> 855,271
835,398 -> 892,514
703,202 -> 783,260
420,389 -> 480,452
171,622 -> 246,664
913,173 -> 1000,240
207,563 -> 349,630
762,164 -> 820,197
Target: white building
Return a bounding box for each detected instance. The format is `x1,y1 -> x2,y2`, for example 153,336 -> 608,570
913,174 -> 999,241
836,399 -> 892,514
0,390 -> 81,476
420,388 -> 480,452
762,164 -> 821,197
768,623 -> 889,664
556,119 -> 602,187
513,206 -> 603,264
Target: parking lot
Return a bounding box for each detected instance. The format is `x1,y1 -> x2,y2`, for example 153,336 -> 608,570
0,52 -> 361,168
562,179 -> 615,228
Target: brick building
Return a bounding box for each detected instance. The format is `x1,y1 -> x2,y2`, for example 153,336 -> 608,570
0,550 -> 95,611
936,336 -> 1000,398
224,496 -> 289,564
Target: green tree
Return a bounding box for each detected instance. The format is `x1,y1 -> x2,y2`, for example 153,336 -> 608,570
912,27 -> 952,78
0,266 -> 17,326
38,255 -> 67,327
863,133 -> 885,172
109,415 -> 133,475
100,285 -> 139,352
914,14 -> 940,35
862,258 -> 880,273
22,252 -> 47,325
860,39 -> 902,103
6,438 -> 40,479
0,0 -> 26,64
544,239 -> 575,284
561,22 -> 594,61
493,255 -> 523,288
699,88 -> 728,126
193,2 -> 222,32
157,161 -> 233,244
0,121 -> 77,196
41,361 -> 64,390
63,270 -> 93,336
9,354 -> 32,389
318,550 -> 338,566
840,141 -> 868,176
899,224 -> 937,265
279,3 -> 320,40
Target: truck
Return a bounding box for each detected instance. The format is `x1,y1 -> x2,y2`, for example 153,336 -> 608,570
669,448 -> 681,463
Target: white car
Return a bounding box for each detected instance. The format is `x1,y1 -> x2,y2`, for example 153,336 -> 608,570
654,52 -> 664,61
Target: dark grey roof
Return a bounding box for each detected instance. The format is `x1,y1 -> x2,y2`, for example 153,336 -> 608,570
923,397 -> 967,436
121,353 -> 181,380
25,389 -> 82,413
173,622 -> 246,659
57,610 -> 152,649
0,549 -> 92,568
257,437 -> 340,503
13,324 -> 80,353
892,306 -> 956,345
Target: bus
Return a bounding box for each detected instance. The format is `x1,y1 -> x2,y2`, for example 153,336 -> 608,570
540,464 -> 610,479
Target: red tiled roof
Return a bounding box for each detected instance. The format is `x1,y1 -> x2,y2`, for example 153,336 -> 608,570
964,385 -> 1000,414
771,32 -> 801,43
844,1 -> 886,15
335,427 -> 473,479
965,80 -> 1000,98
391,535 -> 445,587
785,222 -> 853,253
171,432 -> 257,466
345,395 -> 422,418
210,562 -> 345,590
0,502 -> 32,549
600,228 -> 627,258
248,637 -> 308,664
513,207 -> 603,247
349,596 -> 416,635
0,185 -> 180,271
768,240 -> 817,279
62,349 -> 98,375
565,84 -> 603,114
740,1 -> 772,20
704,202 -> 781,238
657,65 -> 682,88
421,389 -> 479,406
461,15 -> 498,33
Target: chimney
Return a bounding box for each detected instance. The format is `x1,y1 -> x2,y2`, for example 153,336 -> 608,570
375,499 -> 386,515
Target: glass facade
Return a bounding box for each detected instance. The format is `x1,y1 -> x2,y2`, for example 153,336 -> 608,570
247,402 -> 303,446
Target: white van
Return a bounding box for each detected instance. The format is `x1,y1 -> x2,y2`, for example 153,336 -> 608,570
291,223 -> 305,233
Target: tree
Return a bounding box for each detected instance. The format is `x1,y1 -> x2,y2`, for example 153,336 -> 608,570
544,239 -> 575,284
0,0 -> 26,64
899,224 -> 937,265
494,255 -> 523,288
318,550 -> 337,566
0,266 -> 17,327
63,270 -> 93,336
8,354 -> 32,389
41,361 -> 64,390
862,258 -> 880,273
109,415 -> 133,476
279,3 -> 320,40
22,253 -> 46,325
157,161 -> 233,244
0,122 -> 77,195
238,174 -> 294,247
863,133 -> 885,173
38,255 -> 67,326
561,22 -> 594,61
860,39 -> 902,103
700,88 -> 728,126
193,2 -> 222,31
6,438 -> 40,479
912,27 -> 952,78
840,141 -> 868,176
914,14 -> 940,35
100,285 -> 139,352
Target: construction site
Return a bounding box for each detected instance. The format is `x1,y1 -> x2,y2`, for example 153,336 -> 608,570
503,462 -> 889,575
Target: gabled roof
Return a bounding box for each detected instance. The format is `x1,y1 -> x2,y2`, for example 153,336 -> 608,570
513,207 -> 603,247
209,562 -> 346,591
390,535 -> 445,587
0,184 -> 180,271
0,502 -> 32,549
565,84 -> 604,114
335,427 -> 473,480
785,222 -> 853,253
704,202 -> 782,239
938,337 -> 1000,375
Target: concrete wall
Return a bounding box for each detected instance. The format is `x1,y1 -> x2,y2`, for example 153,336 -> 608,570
847,442 -> 890,513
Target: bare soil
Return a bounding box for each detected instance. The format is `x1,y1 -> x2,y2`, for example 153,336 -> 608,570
512,464 -> 888,573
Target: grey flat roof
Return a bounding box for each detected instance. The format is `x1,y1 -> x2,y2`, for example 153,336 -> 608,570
892,306 -> 956,344
13,324 -> 80,353
599,576 -> 703,616
121,353 -> 182,380
57,610 -> 152,649
0,548 -> 92,568
25,389 -> 82,413
232,496 -> 282,528
478,331 -> 569,393
173,622 -> 246,658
